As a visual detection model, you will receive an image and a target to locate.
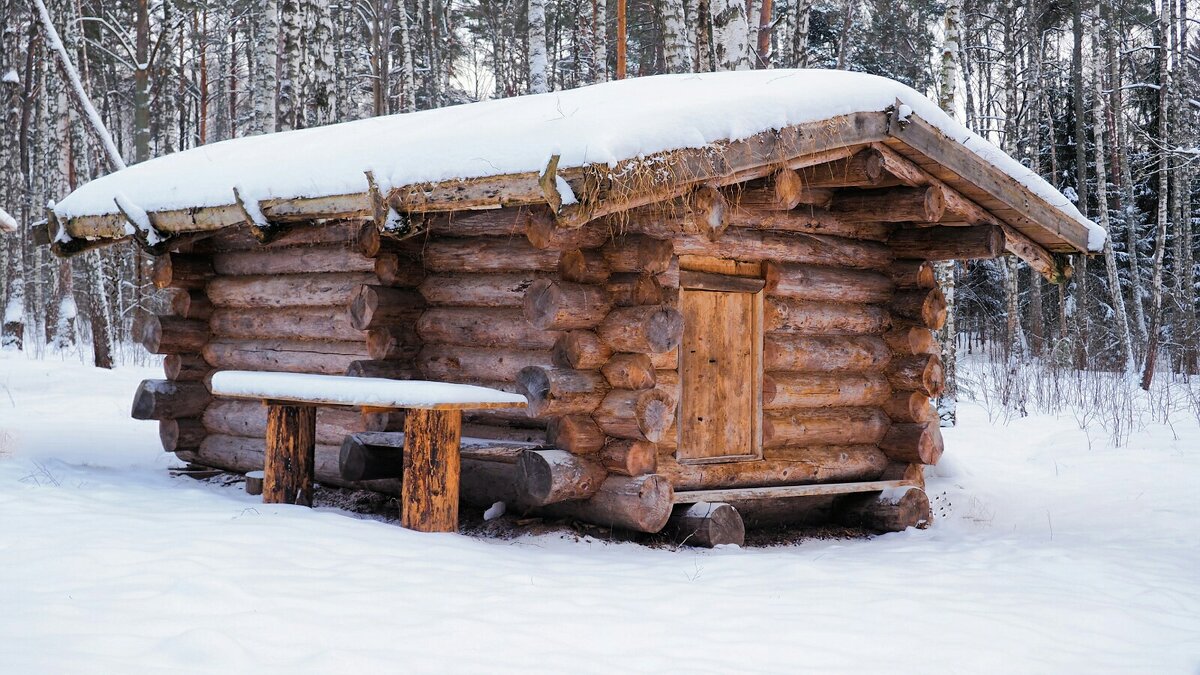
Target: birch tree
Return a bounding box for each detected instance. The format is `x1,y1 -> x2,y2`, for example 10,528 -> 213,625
528,0 -> 549,91
709,0 -> 751,70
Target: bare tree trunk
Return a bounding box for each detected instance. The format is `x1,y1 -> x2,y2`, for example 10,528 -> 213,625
1070,0 -> 1090,369
593,0 -> 608,82
754,0 -> 771,68
253,0 -> 279,133
791,0 -> 812,68
277,0 -> 303,130
530,0 -> 550,90
1141,0 -> 1173,390
398,0 -> 417,111
663,0 -> 692,72
710,0 -> 752,70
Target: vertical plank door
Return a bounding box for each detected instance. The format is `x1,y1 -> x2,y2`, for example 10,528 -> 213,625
678,288 -> 762,463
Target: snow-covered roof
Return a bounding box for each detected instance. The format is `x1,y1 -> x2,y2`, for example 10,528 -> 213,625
52,69 -> 1102,252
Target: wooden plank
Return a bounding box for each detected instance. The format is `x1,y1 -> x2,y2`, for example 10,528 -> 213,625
679,270 -> 766,293
678,288 -> 762,463
672,479 -> 911,504
678,255 -> 763,277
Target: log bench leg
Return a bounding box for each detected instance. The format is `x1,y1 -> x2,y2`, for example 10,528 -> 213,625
401,408 -> 463,532
264,403 -> 317,506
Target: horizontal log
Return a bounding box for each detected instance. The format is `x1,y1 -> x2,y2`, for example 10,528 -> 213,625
891,287 -> 948,330
168,289 -> 213,320
798,148 -> 885,188
546,414 -> 606,454
881,391 -> 936,423
593,388 -> 675,443
160,418 -> 205,452
658,445 -> 889,490
832,186 -> 945,223
423,237 -> 561,273
203,398 -> 393,446
211,306 -> 365,342
889,224 -> 1004,261
601,353 -> 656,390
131,379 -> 210,420
203,339 -> 371,375
348,285 -> 425,330
600,439 -> 657,476
559,249 -> 611,284
889,260 -> 937,289
164,354 -> 210,381
668,502 -> 745,548
729,207 -> 893,242
345,360 -> 417,379
883,325 -> 939,356
763,407 -> 891,448
764,262 -> 893,304
516,366 -> 609,417
417,345 -> 553,383
374,252 -> 426,287
207,272 -> 375,308
197,221 -> 375,253
887,354 -> 945,398
527,215 -> 612,250
523,279 -> 612,330
648,350 -> 678,370
764,334 -> 892,373
600,235 -> 673,274
675,227 -> 894,271
879,421 -> 944,465
418,308 -> 560,350
462,423 -> 547,445
366,326 -> 420,361
337,432 -> 525,481
516,449 -> 608,506
417,273 -> 547,308
762,372 -> 890,409
211,245 -> 374,276
140,315 -> 209,355
678,269 -> 765,293
153,253 -> 212,290
422,207 -> 537,237
552,330 -> 613,369
733,169 -> 815,211
835,486 -> 931,532
538,474 -> 674,533
606,273 -> 664,306
764,298 -> 888,334
597,305 -> 684,353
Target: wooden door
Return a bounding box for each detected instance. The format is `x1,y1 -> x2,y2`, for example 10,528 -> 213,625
677,286 -> 763,463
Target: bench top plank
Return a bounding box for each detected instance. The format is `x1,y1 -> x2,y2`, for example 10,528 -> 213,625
210,371 -> 528,410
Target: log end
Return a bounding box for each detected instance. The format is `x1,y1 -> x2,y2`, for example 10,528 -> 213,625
836,486 -> 931,533
670,502 -> 746,548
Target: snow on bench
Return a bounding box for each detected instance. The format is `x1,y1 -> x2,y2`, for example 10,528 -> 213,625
209,370 -> 527,410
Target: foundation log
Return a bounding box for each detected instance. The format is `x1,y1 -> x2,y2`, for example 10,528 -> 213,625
164,354 -> 210,381
879,421 -> 944,465
593,388 -> 676,443
203,339 -> 371,375
835,486 -> 931,532
659,445 -> 889,490
764,298 -> 889,334
762,372 -> 891,409
597,305 -> 684,353
418,273 -> 546,308
160,418 -> 206,452
833,186 -> 945,223
763,407 -> 891,448
889,224 -> 1005,261
601,353 -> 656,390
516,366 -> 610,417
547,414 -> 607,454
539,474 -> 674,534
891,287 -> 948,330
887,354 -> 945,398
348,285 -> 425,330
523,279 -> 613,330
600,235 -> 674,275
132,379 -> 211,420
669,502 -> 745,548
764,262 -> 893,304
516,449 -> 608,506
207,272 -> 375,308
418,308 -> 561,349
599,440 -> 657,476
140,315 -> 209,354
417,345 -> 553,383
764,334 -> 892,373
423,236 -> 561,273
153,253 -> 213,290
559,249 -> 611,284
210,306 -> 365,342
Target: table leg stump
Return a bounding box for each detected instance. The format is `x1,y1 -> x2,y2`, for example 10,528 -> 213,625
264,403 -> 317,506
401,408 -> 463,532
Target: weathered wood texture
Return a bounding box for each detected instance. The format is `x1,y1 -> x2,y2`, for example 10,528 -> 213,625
263,404 -> 317,506
400,408 -> 462,532
668,502 -> 746,547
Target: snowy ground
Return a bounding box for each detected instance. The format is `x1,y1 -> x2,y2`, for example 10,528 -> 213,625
1,353 -> 1198,673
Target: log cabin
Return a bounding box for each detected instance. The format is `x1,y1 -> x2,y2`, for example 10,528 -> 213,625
46,70 -> 1101,543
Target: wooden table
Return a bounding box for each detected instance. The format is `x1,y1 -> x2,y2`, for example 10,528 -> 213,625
209,371 -> 527,532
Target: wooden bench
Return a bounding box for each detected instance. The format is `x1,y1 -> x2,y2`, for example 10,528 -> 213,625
209,370 -> 527,532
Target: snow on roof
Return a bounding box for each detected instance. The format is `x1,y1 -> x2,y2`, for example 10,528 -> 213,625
53,69 -> 1103,251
